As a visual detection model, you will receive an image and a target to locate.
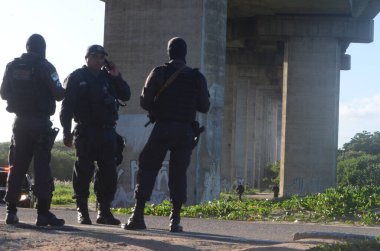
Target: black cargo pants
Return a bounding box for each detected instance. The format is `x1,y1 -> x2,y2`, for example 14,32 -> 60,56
5,117 -> 53,203
135,121 -> 194,204
72,125 -> 118,204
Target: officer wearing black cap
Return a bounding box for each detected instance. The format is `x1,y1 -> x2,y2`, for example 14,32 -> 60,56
122,37 -> 210,232
60,44 -> 130,225
1,33 -> 65,226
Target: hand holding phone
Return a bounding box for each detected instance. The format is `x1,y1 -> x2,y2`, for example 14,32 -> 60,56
103,59 -> 120,77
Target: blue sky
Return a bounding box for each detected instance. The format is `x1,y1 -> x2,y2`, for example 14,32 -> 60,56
340,16 -> 380,147
0,0 -> 379,148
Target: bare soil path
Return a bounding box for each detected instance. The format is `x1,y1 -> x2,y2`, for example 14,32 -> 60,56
1,207 -> 379,250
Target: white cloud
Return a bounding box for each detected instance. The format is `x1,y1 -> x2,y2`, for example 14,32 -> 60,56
339,93 -> 380,147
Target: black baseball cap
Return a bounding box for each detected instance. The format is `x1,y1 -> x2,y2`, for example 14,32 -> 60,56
85,44 -> 108,57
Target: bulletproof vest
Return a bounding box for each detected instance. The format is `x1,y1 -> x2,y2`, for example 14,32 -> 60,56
7,57 -> 55,117
74,69 -> 119,126
152,66 -> 199,122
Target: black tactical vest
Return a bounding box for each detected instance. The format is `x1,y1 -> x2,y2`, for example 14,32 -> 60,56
73,68 -> 119,126
152,66 -> 200,122
7,57 -> 55,117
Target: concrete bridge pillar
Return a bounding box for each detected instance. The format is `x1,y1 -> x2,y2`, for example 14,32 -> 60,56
102,0 -> 227,206
253,87 -> 280,188
280,37 -> 341,196
255,16 -> 375,196
224,15 -> 374,195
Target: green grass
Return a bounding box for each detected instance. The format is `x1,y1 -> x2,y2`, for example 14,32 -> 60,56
112,186 -> 380,225
53,183 -> 380,225
52,180 -> 96,205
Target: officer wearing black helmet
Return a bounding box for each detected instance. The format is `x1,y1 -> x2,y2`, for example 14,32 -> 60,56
122,37 -> 210,232
60,44 -> 130,225
1,34 -> 65,226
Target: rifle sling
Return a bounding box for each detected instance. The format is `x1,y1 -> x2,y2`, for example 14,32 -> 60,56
155,65 -> 187,100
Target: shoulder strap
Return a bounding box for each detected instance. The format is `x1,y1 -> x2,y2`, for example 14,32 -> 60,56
155,65 -> 187,99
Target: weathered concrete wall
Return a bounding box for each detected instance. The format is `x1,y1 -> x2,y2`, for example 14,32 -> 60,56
103,0 -> 227,207
101,0 -> 379,205
194,0 -> 227,204
222,46 -> 282,190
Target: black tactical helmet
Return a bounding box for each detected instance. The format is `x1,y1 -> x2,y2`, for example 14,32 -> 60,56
167,37 -> 187,60
26,34 -> 46,58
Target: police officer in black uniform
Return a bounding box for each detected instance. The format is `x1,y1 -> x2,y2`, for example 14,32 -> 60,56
60,45 -> 130,225
1,34 -> 65,226
122,37 -> 210,232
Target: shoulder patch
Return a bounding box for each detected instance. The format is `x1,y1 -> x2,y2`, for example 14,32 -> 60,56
51,72 -> 62,87
51,72 -> 59,82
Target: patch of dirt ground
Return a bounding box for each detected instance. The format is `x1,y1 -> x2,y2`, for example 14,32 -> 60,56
0,222 -> 330,251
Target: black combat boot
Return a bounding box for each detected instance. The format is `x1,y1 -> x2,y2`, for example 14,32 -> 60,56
121,199 -> 146,230
5,202 -> 19,224
169,202 -> 183,232
36,199 -> 65,227
76,198 -> 92,225
96,202 -> 120,225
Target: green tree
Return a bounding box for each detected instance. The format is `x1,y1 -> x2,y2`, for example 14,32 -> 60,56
342,131 -> 380,155
0,140 -> 75,180
338,131 -> 380,187
0,142 -> 10,166
50,143 -> 76,180
337,154 -> 380,187
262,161 -> 280,188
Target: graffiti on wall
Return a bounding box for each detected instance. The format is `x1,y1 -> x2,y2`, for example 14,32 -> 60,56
200,160 -> 221,203
112,160 -> 170,207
